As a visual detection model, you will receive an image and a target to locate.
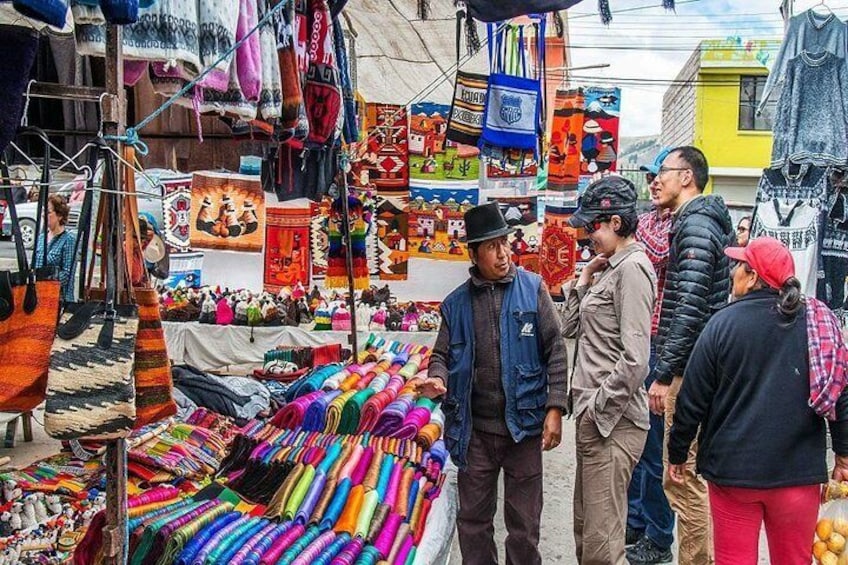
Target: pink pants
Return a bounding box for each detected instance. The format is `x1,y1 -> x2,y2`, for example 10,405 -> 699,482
709,482 -> 821,565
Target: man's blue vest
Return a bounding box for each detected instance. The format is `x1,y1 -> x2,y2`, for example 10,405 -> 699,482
439,268 -> 548,469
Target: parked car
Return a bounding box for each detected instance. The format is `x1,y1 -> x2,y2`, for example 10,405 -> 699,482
3,167 -> 173,249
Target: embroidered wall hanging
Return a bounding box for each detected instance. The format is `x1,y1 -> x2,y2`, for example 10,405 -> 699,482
579,87 -> 621,182
548,88 -> 584,194
409,102 -> 480,184
264,207 -> 312,293
190,172 -> 265,253
539,204 -> 578,296
376,197 -> 410,281
309,198 -> 331,279
326,193 -> 371,290
487,195 -> 540,273
408,187 -> 477,261
161,175 -> 194,253
364,103 -> 409,195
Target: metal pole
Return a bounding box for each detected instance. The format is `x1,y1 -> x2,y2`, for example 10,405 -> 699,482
339,156 -> 359,355
102,23 -> 129,565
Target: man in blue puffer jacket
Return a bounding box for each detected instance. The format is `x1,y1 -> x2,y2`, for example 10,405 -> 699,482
417,202 -> 569,565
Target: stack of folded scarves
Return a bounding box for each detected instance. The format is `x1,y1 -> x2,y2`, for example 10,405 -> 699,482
156,430 -> 446,564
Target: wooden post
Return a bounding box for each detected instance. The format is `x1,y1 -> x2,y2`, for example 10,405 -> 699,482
339,155 -> 359,355
101,23 -> 129,565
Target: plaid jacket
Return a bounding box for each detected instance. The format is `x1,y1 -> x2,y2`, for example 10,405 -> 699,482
807,297 -> 848,420
636,209 -> 672,336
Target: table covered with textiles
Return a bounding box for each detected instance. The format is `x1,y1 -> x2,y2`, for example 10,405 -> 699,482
162,322 -> 439,372
117,336 -> 456,564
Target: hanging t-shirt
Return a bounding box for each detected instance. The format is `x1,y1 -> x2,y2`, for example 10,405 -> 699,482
770,51 -> 848,167
752,198 -> 820,296
760,9 -> 848,111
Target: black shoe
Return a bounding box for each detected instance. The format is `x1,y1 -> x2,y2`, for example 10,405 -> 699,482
626,536 -> 673,564
625,526 -> 643,547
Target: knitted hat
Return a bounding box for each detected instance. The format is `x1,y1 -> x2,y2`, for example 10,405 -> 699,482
12,0 -> 68,27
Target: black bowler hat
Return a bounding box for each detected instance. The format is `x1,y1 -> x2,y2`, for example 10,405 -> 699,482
569,175 -> 638,228
464,202 -> 515,244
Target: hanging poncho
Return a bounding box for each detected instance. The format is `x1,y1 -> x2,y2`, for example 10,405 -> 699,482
326,194 -> 370,290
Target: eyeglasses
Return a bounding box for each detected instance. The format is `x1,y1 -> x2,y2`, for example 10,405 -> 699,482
657,165 -> 690,176
584,217 -> 610,234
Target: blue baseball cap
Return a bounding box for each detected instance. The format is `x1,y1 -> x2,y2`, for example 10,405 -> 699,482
639,148 -> 672,176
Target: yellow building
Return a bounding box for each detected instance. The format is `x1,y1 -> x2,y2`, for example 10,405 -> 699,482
661,38 -> 781,207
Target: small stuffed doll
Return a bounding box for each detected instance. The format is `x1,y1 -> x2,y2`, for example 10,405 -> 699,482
247,299 -> 263,327
401,304 -> 419,332
216,297 -> 235,325
370,302 -> 388,331
199,293 -> 217,324
234,300 -> 249,326
331,303 -> 352,331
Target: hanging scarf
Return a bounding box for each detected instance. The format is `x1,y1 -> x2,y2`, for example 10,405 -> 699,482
807,297 -> 848,420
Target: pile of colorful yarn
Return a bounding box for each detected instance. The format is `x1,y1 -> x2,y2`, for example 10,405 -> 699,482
206,424 -> 448,565
271,339 -> 443,449
128,422 -> 228,482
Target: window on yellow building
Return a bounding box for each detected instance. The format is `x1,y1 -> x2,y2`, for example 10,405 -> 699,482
739,75 -> 774,131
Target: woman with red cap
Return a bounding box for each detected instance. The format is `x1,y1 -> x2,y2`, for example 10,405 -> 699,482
667,236 -> 848,564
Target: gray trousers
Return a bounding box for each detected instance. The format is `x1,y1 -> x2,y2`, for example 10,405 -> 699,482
574,413 -> 647,565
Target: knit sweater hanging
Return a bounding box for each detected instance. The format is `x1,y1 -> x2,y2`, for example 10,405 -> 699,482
326,194 -> 370,290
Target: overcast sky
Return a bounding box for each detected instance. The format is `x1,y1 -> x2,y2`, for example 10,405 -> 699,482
567,0 -> 848,137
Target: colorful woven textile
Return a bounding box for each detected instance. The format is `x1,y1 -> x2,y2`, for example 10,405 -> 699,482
326,194 -> 370,290
264,207 -> 312,293
487,195 -> 540,273
376,197 -> 409,281
539,205 -> 579,296
410,102 -> 479,183
309,198 -> 331,280
133,287 -> 177,428
364,103 -> 409,196
580,86 -> 621,180
190,171 -> 265,252
408,187 -> 477,261
547,88 -> 584,194
161,175 -> 194,252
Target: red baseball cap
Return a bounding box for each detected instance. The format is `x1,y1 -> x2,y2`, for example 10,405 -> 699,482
724,236 -> 795,289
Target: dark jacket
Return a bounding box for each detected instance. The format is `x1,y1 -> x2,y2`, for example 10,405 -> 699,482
654,195 -> 735,385
428,266 -> 568,469
668,289 -> 848,488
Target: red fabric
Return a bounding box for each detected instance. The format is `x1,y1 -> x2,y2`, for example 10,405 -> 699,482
806,296 -> 848,420
636,208 -> 672,336
548,88 -> 584,192
312,343 -> 342,366
539,205 -> 578,296
708,482 -> 819,565
264,207 -> 312,293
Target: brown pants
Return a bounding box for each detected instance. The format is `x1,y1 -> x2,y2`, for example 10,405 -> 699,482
457,429 -> 543,565
574,413 -> 646,565
663,376 -> 714,565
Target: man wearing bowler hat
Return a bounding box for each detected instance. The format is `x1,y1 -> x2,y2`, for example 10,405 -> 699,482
417,202 -> 569,565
